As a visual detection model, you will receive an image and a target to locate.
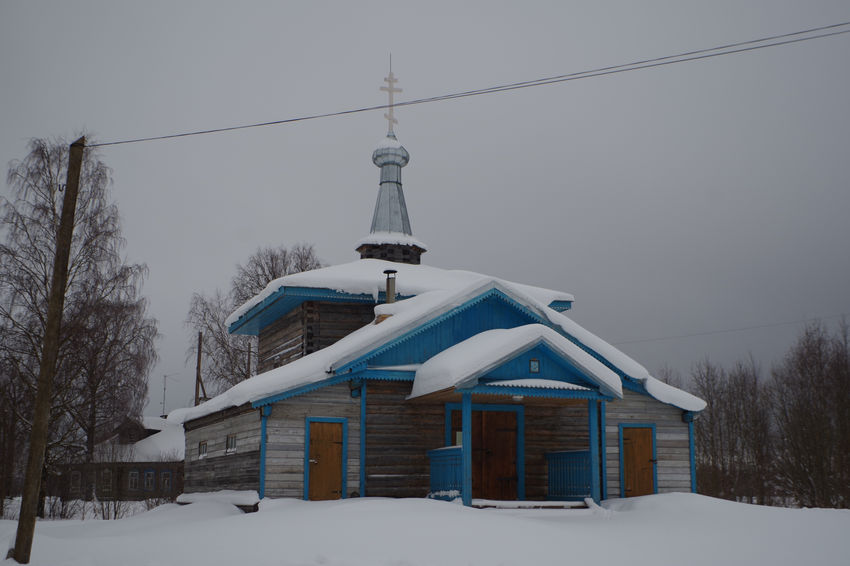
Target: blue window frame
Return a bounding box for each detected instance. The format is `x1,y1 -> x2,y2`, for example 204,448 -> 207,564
143,469 -> 156,492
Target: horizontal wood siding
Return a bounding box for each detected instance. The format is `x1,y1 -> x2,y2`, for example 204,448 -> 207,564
524,402 -> 589,500
184,408 -> 262,493
605,390 -> 692,496
263,383 -> 360,499
365,381 -> 444,498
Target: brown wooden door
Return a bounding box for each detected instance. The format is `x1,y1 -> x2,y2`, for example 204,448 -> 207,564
481,411 -> 518,500
308,421 -> 343,500
622,427 -> 654,497
452,410 -> 518,500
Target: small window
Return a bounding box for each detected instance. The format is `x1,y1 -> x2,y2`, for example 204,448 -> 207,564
529,358 -> 540,373
226,433 -> 237,454
143,470 -> 155,491
70,471 -> 81,494
161,471 -> 172,492
128,470 -> 139,491
101,469 -> 112,493
198,440 -> 207,459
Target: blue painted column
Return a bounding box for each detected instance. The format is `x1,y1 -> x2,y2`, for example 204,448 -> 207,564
259,405 -> 272,499
461,392 -> 472,506
600,401 -> 607,500
588,400 -> 600,503
360,382 -> 367,496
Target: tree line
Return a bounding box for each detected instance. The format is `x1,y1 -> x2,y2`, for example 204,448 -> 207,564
690,321 -> 849,508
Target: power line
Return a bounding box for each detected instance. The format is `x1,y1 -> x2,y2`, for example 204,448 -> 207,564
89,21 -> 850,148
612,313 -> 848,346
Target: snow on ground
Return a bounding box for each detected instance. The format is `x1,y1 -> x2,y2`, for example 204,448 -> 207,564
2,493 -> 848,566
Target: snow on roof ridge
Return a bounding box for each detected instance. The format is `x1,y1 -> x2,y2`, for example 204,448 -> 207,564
174,272 -> 704,425
225,259 -> 574,328
408,324 -> 623,400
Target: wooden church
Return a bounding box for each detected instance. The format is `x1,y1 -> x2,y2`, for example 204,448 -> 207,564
171,71 -> 705,506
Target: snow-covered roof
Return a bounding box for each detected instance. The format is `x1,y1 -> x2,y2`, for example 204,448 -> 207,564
408,325 -> 622,399
225,259 -> 574,328
132,420 -> 185,461
172,274 -> 704,425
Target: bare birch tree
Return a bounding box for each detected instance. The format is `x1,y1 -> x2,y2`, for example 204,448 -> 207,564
186,243 -> 322,394
0,138 -> 157,505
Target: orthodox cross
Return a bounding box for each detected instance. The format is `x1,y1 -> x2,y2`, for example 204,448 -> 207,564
380,61 -> 402,135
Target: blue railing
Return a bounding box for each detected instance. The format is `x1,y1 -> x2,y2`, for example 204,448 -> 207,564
428,446 -> 462,500
546,450 -> 591,500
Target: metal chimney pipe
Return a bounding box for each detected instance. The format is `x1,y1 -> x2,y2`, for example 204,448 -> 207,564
384,269 -> 397,304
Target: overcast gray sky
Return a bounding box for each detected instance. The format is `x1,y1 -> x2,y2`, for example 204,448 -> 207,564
2,1 -> 849,415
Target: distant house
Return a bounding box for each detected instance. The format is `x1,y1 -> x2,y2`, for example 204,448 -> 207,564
171,78 -> 705,506
55,417 -> 184,501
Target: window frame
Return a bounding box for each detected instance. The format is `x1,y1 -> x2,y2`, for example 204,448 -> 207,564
128,469 -> 140,491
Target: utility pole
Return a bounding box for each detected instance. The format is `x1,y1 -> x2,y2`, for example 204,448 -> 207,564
9,136 -> 85,564
194,331 -> 208,406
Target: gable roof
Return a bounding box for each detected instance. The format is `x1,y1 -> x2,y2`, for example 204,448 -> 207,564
170,275 -> 704,425
226,259 -> 574,334
408,324 -> 622,399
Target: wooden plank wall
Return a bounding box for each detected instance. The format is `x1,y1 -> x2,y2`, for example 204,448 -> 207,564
263,383 -> 360,498
524,401 -> 589,500
184,409 -> 261,493
605,389 -> 692,496
257,302 -> 375,374
365,381 -> 444,498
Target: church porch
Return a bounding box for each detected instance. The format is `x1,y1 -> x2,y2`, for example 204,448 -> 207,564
415,388 -> 606,507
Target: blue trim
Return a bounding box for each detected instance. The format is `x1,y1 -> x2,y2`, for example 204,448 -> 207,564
259,405 -> 271,499
618,423 -> 658,497
360,382 -> 367,496
600,401 -> 608,500
334,288 -> 549,375
253,374 -> 350,407
547,300 -> 573,312
588,401 -> 600,503
362,369 -> 415,381
467,384 -> 609,401
142,468 -> 156,492
446,402 -> 526,502
461,394 -> 472,507
304,417 -> 348,500
686,413 -> 697,493
517,408 -> 525,500
229,285 -> 411,335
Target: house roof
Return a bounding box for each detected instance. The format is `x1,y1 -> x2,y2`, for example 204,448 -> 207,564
407,324 -> 622,400
170,276 -> 704,426
225,259 -> 575,334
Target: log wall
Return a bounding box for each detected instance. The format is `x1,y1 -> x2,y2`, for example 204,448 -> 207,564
257,301 -> 375,374
604,389 -> 692,496
263,383 -> 360,498
524,401 -> 589,500
183,407 -> 261,493
364,380 -> 443,498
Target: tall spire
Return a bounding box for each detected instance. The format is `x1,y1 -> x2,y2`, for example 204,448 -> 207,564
356,65 -> 427,264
